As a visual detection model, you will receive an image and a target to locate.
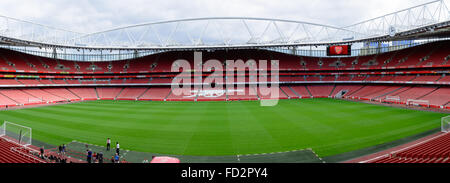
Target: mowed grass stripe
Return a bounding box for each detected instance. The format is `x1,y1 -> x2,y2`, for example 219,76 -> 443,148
0,98 -> 446,157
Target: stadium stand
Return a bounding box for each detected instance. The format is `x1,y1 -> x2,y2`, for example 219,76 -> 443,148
369,133 -> 450,163
139,87 -> 172,101
0,40 -> 447,107
97,87 -> 123,100
0,138 -> 45,163
67,88 -> 97,100
116,87 -> 148,100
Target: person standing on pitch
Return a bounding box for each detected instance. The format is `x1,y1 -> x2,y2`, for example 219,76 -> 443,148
106,138 -> 111,151
87,149 -> 92,163
116,142 -> 120,155
98,152 -> 103,163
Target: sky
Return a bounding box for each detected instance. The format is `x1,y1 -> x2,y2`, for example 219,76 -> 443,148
0,0 -> 436,34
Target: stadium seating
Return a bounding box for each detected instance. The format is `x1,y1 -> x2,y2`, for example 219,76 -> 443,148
42,88 -> 80,101
226,87 -> 259,101
97,87 -> 123,100
420,87 -> 450,107
21,88 -> 66,103
0,39 -> 448,164
116,87 -> 148,100
289,86 -> 312,98
139,87 -> 171,101
279,86 -> 300,99
67,88 -> 98,100
0,40 -> 448,74
307,85 -> 334,97
370,133 -> 450,163
0,138 -> 44,163
0,40 -> 446,108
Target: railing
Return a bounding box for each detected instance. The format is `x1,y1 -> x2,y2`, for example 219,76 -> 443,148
0,45 -> 164,62
268,38 -> 450,57
10,146 -> 47,163
2,37 -> 450,61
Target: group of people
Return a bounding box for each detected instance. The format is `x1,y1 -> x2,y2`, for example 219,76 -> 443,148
86,149 -> 104,163
47,154 -> 69,163
37,146 -> 70,163
57,144 -> 66,155
85,138 -> 121,163
106,138 -> 120,155
106,138 -> 122,163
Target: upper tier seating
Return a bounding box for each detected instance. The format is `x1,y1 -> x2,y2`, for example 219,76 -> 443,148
0,40 -> 449,74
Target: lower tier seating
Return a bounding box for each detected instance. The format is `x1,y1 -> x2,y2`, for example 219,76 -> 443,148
0,85 -> 447,109
369,133 -> 450,163
0,138 -> 44,163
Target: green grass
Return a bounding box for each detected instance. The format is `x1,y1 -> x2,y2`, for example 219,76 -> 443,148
0,98 -> 447,157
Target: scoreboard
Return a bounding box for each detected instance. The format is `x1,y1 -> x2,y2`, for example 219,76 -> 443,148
327,45 -> 351,56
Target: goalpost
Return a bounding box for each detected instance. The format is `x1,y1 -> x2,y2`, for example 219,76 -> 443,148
28,97 -> 44,103
442,116 -> 450,133
0,121 -> 32,146
385,96 -> 400,103
406,99 -> 430,107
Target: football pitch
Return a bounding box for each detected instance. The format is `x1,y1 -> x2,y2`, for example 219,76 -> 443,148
0,98 -> 447,158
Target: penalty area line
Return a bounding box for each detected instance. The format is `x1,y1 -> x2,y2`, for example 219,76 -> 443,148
238,148 -> 307,157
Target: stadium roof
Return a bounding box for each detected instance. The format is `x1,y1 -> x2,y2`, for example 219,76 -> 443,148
1,0 -> 450,50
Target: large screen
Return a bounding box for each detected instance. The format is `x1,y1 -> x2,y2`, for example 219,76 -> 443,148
327,45 -> 351,56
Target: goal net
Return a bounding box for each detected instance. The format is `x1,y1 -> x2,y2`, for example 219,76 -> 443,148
406,99 -> 429,107
442,116 -> 450,133
28,97 -> 44,103
385,96 -> 400,102
0,121 -> 32,146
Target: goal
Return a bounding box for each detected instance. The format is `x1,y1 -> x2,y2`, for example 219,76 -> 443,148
442,116 -> 450,133
385,96 -> 400,103
0,121 -> 32,146
28,97 -> 44,103
406,99 -> 429,107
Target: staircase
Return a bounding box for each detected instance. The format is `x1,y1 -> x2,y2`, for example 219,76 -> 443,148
287,86 -> 302,98
0,92 -> 20,105
67,88 -> 82,100
279,87 -> 290,99
94,88 -> 100,99
114,87 -> 125,100
416,87 -> 440,100
305,86 -> 313,97
328,85 -> 337,97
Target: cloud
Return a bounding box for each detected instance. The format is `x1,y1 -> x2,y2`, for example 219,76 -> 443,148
0,0 -> 438,37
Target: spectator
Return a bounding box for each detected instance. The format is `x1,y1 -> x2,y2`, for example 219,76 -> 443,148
62,144 -> 66,155
58,145 -> 62,154
106,138 -> 111,151
39,146 -> 45,159
98,152 -> 103,163
116,142 -> 120,155
114,153 -> 120,163
93,152 -> 97,163
87,149 -> 92,163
